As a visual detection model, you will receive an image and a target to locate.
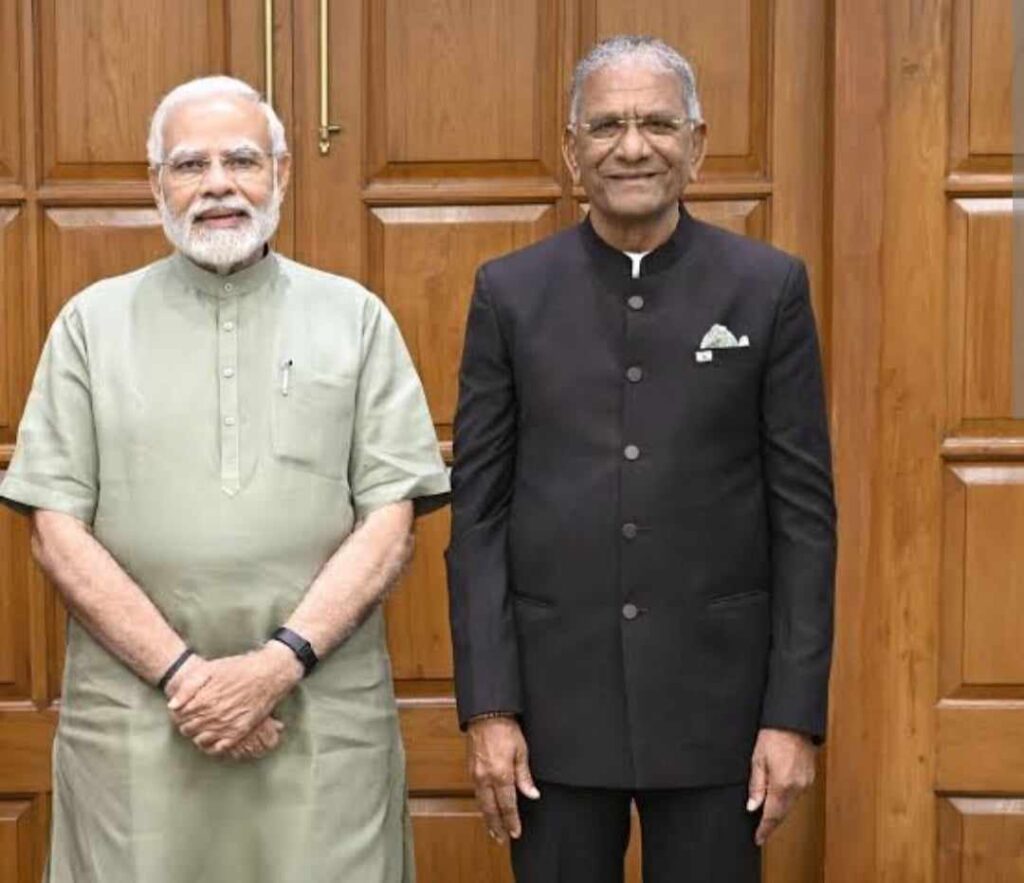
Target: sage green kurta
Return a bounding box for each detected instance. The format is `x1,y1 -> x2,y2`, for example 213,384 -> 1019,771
0,251 -> 450,883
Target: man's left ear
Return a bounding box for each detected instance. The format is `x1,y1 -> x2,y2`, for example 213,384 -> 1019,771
275,153 -> 293,195
687,122 -> 709,183
561,127 -> 581,186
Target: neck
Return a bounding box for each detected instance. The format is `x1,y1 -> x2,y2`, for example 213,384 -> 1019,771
589,204 -> 680,253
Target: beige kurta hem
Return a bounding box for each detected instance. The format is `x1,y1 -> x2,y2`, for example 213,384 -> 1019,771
1,251 -> 450,883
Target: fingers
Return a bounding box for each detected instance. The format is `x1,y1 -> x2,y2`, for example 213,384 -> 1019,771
165,661 -> 211,711
495,783 -> 522,840
513,746 -> 540,801
747,753 -> 767,812
476,786 -> 507,844
754,788 -> 791,846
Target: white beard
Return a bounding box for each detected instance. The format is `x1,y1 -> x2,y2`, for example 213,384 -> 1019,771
160,182 -> 282,273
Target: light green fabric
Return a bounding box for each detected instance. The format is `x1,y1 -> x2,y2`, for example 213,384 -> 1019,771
1,251 -> 449,883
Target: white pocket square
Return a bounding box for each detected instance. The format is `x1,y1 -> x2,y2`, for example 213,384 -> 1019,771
699,324 -> 750,350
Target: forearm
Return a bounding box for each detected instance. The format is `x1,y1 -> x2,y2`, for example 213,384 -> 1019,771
284,501 -> 414,657
30,509 -> 186,685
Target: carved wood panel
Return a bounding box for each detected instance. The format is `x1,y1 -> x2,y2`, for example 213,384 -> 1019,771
0,0 -> 21,184
587,0 -> 770,177
939,798 -> 1024,882
0,207 -> 24,438
0,798 -> 41,883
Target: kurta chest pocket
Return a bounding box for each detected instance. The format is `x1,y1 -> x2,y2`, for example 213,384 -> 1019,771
271,365 -> 355,480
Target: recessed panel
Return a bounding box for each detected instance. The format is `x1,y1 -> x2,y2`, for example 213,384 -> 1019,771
967,0 -> 1012,157
962,470 -> 1024,684
410,798 -> 513,882
0,0 -> 22,182
39,0 -> 226,179
0,207 -> 24,435
939,798 -> 1024,883
370,0 -> 559,181
592,0 -> 768,173
42,208 -> 169,326
949,200 -> 1016,421
0,799 -> 39,883
386,506 -> 453,680
0,505 -> 32,701
399,703 -> 468,793
686,199 -> 767,240
368,204 -> 557,428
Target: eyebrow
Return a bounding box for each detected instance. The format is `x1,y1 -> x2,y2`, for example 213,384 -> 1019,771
165,139 -> 267,162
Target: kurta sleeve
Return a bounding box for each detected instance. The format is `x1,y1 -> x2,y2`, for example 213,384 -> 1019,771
0,301 -> 99,523
445,266 -> 522,727
348,297 -> 449,522
758,260 -> 837,742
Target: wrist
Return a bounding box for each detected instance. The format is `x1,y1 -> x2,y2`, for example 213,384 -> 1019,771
260,640 -> 304,687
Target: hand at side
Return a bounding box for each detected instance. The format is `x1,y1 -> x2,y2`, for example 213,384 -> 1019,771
746,727 -> 817,845
466,716 -> 540,844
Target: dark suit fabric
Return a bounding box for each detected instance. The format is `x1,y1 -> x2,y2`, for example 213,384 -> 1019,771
510,782 -> 759,883
446,211 -> 836,790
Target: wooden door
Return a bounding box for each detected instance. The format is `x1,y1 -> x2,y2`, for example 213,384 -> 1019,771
0,1 -> 829,880
826,0 -> 1022,880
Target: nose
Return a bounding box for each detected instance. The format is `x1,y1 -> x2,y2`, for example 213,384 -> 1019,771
201,158 -> 235,197
615,120 -> 650,161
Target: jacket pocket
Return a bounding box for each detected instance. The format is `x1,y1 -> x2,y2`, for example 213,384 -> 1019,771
271,366 -> 354,479
706,589 -> 770,611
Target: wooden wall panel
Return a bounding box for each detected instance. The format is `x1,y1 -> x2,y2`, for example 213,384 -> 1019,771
966,0 -> 1012,157
589,0 -> 769,176
687,199 -> 767,239
950,0 -> 1014,174
41,209 -> 168,325
0,799 -> 40,883
0,207 -> 24,437
368,0 -> 560,185
0,506 -> 32,701
937,704 -> 1024,793
399,703 -> 468,793
939,798 -> 1024,883
949,199 -> 1014,421
387,507 -> 453,680
0,0 -> 21,183
410,799 -> 514,883
368,205 -> 557,431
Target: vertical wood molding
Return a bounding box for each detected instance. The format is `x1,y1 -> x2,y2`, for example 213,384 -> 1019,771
826,1 -> 951,880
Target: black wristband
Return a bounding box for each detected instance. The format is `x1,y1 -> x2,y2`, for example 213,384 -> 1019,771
157,648 -> 194,692
270,627 -> 318,676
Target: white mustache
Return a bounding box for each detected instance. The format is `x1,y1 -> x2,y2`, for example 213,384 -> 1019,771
187,197 -> 253,224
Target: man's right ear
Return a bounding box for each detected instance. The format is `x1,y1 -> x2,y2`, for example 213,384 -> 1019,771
148,167 -> 163,206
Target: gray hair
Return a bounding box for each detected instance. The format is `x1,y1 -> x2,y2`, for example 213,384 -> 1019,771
569,36 -> 703,125
147,76 -> 288,167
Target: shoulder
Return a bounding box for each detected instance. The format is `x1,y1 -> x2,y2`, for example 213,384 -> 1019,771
688,217 -> 804,288
477,225 -> 583,290
58,256 -> 175,335
275,255 -> 391,319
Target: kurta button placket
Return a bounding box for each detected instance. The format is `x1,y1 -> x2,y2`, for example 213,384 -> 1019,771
626,365 -> 643,382
218,294 -> 241,495
623,444 -> 640,461
627,294 -> 645,311
622,603 -> 639,620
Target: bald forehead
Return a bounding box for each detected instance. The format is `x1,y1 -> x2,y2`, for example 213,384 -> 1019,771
578,59 -> 685,116
161,95 -> 271,156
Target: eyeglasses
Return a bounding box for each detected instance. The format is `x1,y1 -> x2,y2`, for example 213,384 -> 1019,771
158,148 -> 276,186
576,114 -> 693,142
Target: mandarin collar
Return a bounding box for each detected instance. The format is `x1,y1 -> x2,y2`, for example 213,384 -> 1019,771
171,247 -> 279,298
580,205 -> 696,279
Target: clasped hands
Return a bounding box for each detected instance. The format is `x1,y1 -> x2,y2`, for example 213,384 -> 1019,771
162,641 -> 304,761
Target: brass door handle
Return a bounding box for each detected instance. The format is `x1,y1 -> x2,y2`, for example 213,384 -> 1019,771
318,0 -> 343,155
264,0 -> 275,109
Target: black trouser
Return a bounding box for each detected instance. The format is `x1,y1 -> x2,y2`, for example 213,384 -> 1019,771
510,781 -> 760,883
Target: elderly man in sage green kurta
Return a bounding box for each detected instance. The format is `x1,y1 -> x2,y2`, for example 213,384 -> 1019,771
0,76 -> 449,883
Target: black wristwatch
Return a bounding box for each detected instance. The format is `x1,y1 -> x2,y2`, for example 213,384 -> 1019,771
269,627 -> 319,677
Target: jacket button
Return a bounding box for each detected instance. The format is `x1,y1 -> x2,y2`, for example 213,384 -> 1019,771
622,603 -> 639,620
626,365 -> 643,382
627,295 -> 645,311
623,444 -> 640,461
621,523 -> 638,539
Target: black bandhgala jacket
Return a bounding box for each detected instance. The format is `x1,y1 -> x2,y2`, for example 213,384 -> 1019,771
446,209 -> 836,790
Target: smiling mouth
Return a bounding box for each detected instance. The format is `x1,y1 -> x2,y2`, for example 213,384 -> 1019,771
195,209 -> 250,227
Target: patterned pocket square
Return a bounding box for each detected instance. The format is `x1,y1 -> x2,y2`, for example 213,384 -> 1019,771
699,324 -> 750,350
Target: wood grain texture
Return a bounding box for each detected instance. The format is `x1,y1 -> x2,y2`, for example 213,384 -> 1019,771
0,709 -> 55,792
399,701 -> 471,794
0,206 -> 24,434
0,0 -> 22,182
0,505 -> 32,700
41,208 -> 168,326
942,798 -> 1024,883
368,204 -> 556,429
686,199 -> 767,239
937,702 -> 1024,792
410,798 -> 514,883
949,199 -> 1014,420
0,798 -> 40,883
826,1 -> 951,881
588,0 -> 768,174
387,506 -> 454,680
967,0 -> 1012,157
961,469 -> 1024,684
